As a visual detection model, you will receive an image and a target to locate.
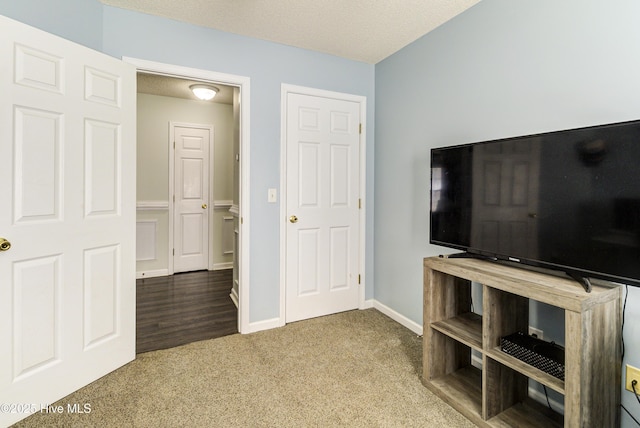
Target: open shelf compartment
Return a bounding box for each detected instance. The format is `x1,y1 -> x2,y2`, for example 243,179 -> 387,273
423,331 -> 483,421
484,357 -> 563,427
423,256 -> 622,427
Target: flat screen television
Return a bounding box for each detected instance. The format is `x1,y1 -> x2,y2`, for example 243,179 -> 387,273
430,119 -> 640,291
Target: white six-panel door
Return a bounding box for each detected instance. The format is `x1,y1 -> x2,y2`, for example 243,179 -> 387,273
0,16 -> 135,427
285,92 -> 360,323
172,124 -> 212,273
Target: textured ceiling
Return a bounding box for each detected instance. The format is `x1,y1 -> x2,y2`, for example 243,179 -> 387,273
100,0 -> 480,64
137,73 -> 234,104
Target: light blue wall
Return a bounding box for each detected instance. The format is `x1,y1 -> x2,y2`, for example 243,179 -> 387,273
0,1 -> 375,324
375,0 -> 640,425
0,0 -> 103,50
100,7 -> 375,322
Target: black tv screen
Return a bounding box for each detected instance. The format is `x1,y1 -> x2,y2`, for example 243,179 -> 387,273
430,119 -> 640,288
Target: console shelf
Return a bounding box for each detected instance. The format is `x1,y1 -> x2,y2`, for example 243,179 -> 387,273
423,256 -> 622,427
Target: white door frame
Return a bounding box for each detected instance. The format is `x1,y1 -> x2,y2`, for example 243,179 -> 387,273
279,84 -> 367,324
123,57 -> 251,334
169,121 -> 214,274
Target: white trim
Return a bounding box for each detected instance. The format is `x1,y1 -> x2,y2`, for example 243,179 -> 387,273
246,317 -> 285,334
361,299 -> 374,309
136,269 -> 170,279
136,200 -> 169,210
373,300 -> 423,335
214,200 -> 234,209
123,57 -> 251,334
279,84 -> 367,325
230,288 -> 239,308
169,121 -> 214,273
213,262 -> 233,270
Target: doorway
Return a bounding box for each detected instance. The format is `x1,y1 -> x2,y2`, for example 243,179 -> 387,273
126,57 -> 251,334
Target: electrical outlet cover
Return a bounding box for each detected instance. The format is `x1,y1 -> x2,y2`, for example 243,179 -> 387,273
528,326 -> 543,340
626,364 -> 640,392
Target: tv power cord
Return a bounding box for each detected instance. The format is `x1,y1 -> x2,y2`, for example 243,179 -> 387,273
622,380 -> 640,426
633,380 -> 640,405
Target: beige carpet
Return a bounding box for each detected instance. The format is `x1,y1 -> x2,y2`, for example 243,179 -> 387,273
13,309 -> 473,427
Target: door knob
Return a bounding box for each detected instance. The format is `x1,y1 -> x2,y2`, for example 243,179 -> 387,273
289,215 -> 298,224
202,204 -> 208,209
0,238 -> 11,252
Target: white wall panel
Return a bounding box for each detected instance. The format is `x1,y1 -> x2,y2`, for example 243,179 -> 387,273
136,220 -> 157,261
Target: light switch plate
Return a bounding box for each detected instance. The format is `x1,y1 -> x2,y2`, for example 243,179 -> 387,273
268,188 -> 277,203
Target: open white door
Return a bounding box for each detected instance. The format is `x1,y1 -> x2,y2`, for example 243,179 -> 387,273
284,91 -> 361,323
0,16 -> 136,427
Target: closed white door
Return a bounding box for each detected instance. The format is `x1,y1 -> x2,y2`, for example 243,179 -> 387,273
173,124 -> 211,273
285,93 -> 360,323
0,16 -> 135,427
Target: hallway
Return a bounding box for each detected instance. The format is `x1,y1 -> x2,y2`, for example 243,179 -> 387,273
136,269 -> 238,353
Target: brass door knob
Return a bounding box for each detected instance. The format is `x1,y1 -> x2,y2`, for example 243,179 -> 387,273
289,215 -> 298,224
0,238 -> 11,252
202,204 -> 208,209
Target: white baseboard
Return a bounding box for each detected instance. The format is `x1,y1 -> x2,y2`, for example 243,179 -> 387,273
230,288 -> 239,308
136,269 -> 169,279
245,317 -> 284,334
361,299 -> 374,309
373,300 -> 423,335
212,262 -> 233,270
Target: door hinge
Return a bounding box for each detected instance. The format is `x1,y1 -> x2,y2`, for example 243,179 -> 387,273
358,274 -> 361,284
173,195 -> 175,202
359,123 -> 362,134
173,248 -> 175,256
358,198 -> 362,209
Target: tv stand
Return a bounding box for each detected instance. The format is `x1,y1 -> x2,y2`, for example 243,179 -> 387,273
423,256 -> 622,427
566,271 -> 593,293
447,253 -> 595,293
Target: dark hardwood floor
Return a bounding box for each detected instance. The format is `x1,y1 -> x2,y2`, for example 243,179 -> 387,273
136,269 -> 238,354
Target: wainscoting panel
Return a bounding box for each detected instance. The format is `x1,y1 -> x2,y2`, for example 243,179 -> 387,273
136,203 -> 169,278
136,220 -> 157,261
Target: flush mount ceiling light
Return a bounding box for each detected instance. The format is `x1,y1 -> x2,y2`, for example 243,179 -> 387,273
190,84 -> 219,101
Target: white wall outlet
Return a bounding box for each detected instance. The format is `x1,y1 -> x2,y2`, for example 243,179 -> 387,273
268,188 -> 277,203
528,326 -> 543,340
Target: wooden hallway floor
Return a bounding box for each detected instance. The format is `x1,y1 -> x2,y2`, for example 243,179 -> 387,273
136,269 -> 238,354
